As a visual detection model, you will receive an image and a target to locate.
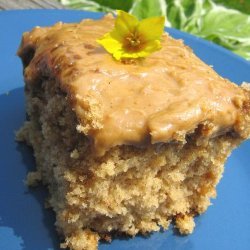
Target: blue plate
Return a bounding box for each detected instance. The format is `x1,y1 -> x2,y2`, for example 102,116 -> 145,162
0,10 -> 250,250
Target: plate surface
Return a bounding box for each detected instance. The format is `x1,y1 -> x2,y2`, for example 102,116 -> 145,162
0,10 -> 250,250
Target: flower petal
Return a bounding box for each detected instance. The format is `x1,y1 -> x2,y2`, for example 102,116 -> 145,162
113,10 -> 139,40
97,33 -> 123,55
113,50 -> 124,60
120,50 -> 149,59
97,11 -> 164,61
120,40 -> 161,59
143,40 -> 162,53
138,16 -> 165,41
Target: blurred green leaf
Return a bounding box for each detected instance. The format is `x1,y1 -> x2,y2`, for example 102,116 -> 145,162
214,0 -> 250,14
60,0 -> 113,12
93,0 -> 133,11
130,0 -> 167,20
166,0 -> 250,60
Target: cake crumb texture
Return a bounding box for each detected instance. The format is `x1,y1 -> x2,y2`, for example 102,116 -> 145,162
61,229 -> 99,250
175,214 -> 195,234
26,171 -> 42,187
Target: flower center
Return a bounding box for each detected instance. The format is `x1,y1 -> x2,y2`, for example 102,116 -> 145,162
124,31 -> 145,52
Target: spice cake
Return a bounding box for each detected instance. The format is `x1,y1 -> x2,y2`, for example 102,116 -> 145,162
16,13 -> 250,250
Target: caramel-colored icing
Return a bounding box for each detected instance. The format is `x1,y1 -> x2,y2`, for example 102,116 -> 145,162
18,14 -> 249,156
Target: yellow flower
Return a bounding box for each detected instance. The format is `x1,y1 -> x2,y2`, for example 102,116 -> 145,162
97,10 -> 165,61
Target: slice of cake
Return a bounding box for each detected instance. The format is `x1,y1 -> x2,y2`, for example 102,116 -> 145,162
16,12 -> 250,250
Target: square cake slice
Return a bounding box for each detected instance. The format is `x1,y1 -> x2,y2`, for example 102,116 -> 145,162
17,14 -> 250,250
